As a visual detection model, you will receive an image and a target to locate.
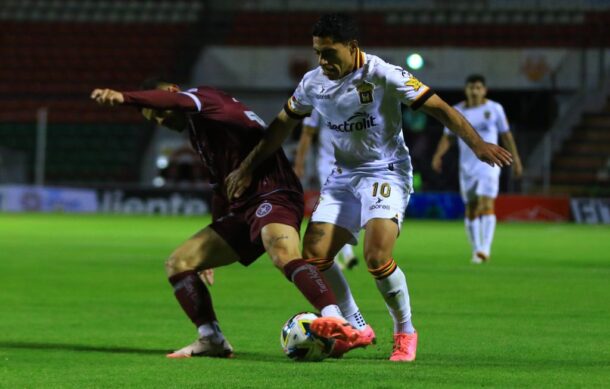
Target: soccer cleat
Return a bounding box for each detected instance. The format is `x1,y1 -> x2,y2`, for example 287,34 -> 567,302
310,317 -> 374,353
475,251 -> 489,263
471,254 -> 483,264
360,324 -> 377,344
389,332 -> 418,362
166,336 -> 234,359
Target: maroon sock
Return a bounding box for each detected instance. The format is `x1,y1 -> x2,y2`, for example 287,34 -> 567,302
283,259 -> 337,310
168,270 -> 217,327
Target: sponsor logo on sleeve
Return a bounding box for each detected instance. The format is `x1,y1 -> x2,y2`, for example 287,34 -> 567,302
256,202 -> 273,218
404,77 -> 424,91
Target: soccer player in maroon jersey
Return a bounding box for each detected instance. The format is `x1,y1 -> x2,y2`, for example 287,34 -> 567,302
90,81 -> 372,358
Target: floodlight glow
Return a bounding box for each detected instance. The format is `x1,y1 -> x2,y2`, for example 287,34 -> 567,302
156,156 -> 169,169
406,53 -> 424,70
152,177 -> 165,187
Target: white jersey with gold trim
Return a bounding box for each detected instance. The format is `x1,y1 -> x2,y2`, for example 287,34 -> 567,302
443,99 -> 510,177
286,50 -> 433,171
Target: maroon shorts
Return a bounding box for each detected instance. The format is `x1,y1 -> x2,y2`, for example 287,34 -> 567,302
210,190 -> 304,266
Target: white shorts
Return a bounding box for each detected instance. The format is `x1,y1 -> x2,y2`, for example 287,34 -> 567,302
311,161 -> 412,245
459,172 -> 500,204
317,164 -> 333,187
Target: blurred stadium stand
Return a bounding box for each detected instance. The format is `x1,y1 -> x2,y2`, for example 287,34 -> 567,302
0,0 -> 609,196
0,0 -> 201,184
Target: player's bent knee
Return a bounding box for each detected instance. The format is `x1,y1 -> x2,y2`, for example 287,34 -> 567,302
364,248 -> 393,269
165,251 -> 197,277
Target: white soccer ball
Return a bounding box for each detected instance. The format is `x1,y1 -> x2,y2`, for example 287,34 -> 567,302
280,312 -> 329,361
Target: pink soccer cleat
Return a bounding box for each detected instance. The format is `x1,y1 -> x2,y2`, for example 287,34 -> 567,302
360,324 -> 377,344
389,332 -> 418,362
310,317 -> 374,357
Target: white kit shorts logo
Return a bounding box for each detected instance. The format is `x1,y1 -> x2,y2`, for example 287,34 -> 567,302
256,202 -> 273,218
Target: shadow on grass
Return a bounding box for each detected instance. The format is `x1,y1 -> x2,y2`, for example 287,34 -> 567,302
0,341 -> 168,355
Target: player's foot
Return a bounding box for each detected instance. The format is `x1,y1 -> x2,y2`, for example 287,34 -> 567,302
360,324 -> 377,344
471,253 -> 483,264
389,332 -> 418,362
311,317 -> 374,352
345,256 -> 359,270
166,336 -> 234,358
475,251 -> 489,263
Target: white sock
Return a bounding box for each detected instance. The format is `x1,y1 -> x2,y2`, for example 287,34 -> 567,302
340,244 -> 354,261
323,262 -> 367,329
465,218 -> 482,254
320,304 -> 342,318
375,266 -> 415,334
480,214 -> 496,255
198,321 -> 225,342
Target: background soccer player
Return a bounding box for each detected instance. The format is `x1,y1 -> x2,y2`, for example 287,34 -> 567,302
226,14 -> 513,362
432,74 -> 523,264
294,109 -> 359,270
90,81 -> 371,358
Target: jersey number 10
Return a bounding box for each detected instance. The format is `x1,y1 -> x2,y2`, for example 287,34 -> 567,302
372,182 -> 391,198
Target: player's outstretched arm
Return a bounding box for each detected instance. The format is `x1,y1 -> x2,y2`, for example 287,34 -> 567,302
90,88 -> 197,111
420,94 -> 512,168
225,109 -> 300,199
500,131 -> 523,178
431,134 -> 454,173
294,125 -> 317,178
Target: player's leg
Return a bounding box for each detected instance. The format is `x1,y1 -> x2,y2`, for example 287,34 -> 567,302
476,195 -> 496,261
363,218 -> 417,362
338,244 -> 358,270
303,222 -> 369,330
359,165 -> 417,361
251,194 -> 373,355
474,175 -> 500,261
302,187 -> 370,332
461,174 -> 483,263
260,222 -> 342,319
165,226 -> 241,358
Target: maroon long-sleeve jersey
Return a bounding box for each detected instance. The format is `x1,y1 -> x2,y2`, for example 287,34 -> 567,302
122,86 -> 302,208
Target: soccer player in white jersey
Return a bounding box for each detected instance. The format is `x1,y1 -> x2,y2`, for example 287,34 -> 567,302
294,109 -> 359,270
432,74 -> 523,264
226,14 -> 512,362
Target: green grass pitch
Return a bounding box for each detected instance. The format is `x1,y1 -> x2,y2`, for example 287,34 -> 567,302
0,214 -> 609,388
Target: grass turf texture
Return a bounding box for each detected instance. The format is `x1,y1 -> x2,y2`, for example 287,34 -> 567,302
0,214 -> 609,388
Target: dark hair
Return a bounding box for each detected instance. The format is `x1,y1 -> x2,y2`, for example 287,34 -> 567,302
465,74 -> 486,85
311,13 -> 359,43
140,77 -> 172,90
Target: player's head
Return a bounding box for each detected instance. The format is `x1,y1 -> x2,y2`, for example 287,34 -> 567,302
464,74 -> 487,105
140,78 -> 186,131
311,13 -> 359,80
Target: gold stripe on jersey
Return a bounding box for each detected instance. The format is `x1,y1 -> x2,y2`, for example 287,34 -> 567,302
410,86 -> 434,110
354,49 -> 366,70
284,96 -> 309,119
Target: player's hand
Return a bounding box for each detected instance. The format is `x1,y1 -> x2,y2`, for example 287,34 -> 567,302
225,167 -> 252,200
512,158 -> 523,179
200,269 -> 214,286
90,88 -> 124,106
472,141 -> 513,168
431,155 -> 443,173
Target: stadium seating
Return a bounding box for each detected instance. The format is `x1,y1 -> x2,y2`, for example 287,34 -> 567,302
549,101 -> 610,195
223,10 -> 610,47
0,1 -> 195,184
